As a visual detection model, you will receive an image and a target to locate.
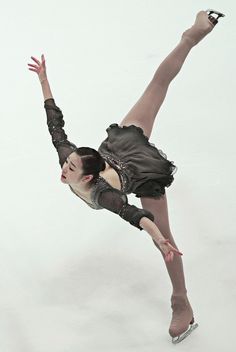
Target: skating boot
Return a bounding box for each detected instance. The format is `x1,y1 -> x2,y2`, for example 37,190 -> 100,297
171,318 -> 199,344
169,295 -> 198,344
206,9 -> 225,25
182,9 -> 225,46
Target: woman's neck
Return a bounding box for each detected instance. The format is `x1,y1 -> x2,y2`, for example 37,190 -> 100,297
70,161 -> 110,195
70,182 -> 92,196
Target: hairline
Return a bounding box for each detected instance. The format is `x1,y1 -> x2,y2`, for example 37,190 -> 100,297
67,156 -> 80,169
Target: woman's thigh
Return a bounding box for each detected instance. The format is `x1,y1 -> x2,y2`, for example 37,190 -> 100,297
119,79 -> 168,139
140,192 -> 172,240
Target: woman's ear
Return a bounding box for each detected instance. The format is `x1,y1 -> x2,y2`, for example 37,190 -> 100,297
83,175 -> 94,182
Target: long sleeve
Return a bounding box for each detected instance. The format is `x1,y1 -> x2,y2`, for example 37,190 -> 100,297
44,98 -> 77,168
97,188 -> 155,230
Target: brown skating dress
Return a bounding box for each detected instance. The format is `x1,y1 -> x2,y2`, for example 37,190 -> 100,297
44,99 -> 177,230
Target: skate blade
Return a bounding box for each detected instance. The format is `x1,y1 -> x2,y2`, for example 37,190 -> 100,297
172,322 -> 199,344
206,9 -> 225,17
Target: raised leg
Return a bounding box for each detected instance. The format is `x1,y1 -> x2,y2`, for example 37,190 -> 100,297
119,10 -> 218,139
140,193 -> 194,337
119,38 -> 192,139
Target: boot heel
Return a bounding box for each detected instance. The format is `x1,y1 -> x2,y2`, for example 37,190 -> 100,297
190,317 -> 195,324
206,9 -> 225,25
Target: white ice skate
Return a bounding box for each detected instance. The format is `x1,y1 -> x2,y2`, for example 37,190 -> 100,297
171,320 -> 199,344
206,9 -> 225,26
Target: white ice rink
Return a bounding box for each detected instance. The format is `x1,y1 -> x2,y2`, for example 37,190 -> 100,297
1,0 -> 235,351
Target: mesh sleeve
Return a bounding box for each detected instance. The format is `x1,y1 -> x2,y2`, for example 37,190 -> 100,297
97,188 -> 155,230
44,98 -> 77,168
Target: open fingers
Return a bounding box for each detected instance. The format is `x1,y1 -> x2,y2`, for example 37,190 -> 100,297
28,64 -> 38,69
31,56 -> 40,65
169,252 -> 174,262
167,245 -> 183,257
163,239 -> 183,256
165,251 -> 174,262
41,54 -> 46,67
165,247 -> 184,262
171,247 -> 183,256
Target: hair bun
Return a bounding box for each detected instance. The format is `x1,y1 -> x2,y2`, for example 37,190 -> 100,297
98,157 -> 106,172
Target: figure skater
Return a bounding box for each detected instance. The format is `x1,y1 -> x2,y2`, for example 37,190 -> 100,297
28,9 -> 224,343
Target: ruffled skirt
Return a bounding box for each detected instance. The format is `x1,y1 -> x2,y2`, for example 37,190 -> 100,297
98,123 -> 177,199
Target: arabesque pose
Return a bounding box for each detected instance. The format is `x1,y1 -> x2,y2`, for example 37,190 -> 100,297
28,9 -> 224,343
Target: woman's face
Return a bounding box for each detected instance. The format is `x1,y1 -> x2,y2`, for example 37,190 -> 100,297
61,152 -> 93,187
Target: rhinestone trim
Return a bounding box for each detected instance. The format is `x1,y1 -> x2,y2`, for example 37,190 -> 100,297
99,153 -> 129,193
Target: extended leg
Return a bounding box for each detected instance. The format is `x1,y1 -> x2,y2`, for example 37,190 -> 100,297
119,37 -> 193,139
120,10 -> 222,139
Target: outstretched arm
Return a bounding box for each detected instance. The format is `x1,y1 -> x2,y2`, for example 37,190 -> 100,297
41,77 -> 53,101
28,54 -> 53,101
97,188 -> 182,262
139,217 -> 182,262
28,54 -> 77,168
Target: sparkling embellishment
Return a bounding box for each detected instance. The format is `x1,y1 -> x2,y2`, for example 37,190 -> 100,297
99,153 -> 129,193
118,203 -> 128,218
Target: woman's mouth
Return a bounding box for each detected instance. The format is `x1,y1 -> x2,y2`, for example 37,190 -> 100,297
61,174 -> 66,179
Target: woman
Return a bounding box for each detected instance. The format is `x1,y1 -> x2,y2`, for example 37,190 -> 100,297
28,9 -> 224,343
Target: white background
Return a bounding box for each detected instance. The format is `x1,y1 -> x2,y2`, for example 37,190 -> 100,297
1,0 -> 235,351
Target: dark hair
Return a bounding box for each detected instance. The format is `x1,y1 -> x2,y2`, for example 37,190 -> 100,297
75,147 -> 106,186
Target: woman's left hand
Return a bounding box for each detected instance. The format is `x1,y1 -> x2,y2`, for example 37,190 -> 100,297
28,54 -> 47,82
158,238 -> 183,262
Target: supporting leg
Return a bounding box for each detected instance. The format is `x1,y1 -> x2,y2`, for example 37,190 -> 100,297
141,194 -> 188,296
140,193 -> 194,338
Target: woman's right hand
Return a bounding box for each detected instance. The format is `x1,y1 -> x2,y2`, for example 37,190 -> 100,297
158,238 -> 183,262
28,54 -> 47,82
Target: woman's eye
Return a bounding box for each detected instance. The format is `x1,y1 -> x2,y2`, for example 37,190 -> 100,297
65,160 -> 74,171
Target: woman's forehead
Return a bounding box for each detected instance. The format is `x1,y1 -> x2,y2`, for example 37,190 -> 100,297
69,152 -> 82,167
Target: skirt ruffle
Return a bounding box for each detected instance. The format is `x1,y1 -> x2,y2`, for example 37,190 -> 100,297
98,123 -> 177,198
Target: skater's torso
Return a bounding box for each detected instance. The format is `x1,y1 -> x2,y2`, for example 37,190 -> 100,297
70,161 -> 122,204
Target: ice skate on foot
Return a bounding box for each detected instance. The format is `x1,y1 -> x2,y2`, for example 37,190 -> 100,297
206,9 -> 225,25
169,295 -> 196,342
182,10 -> 225,46
172,318 -> 199,344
